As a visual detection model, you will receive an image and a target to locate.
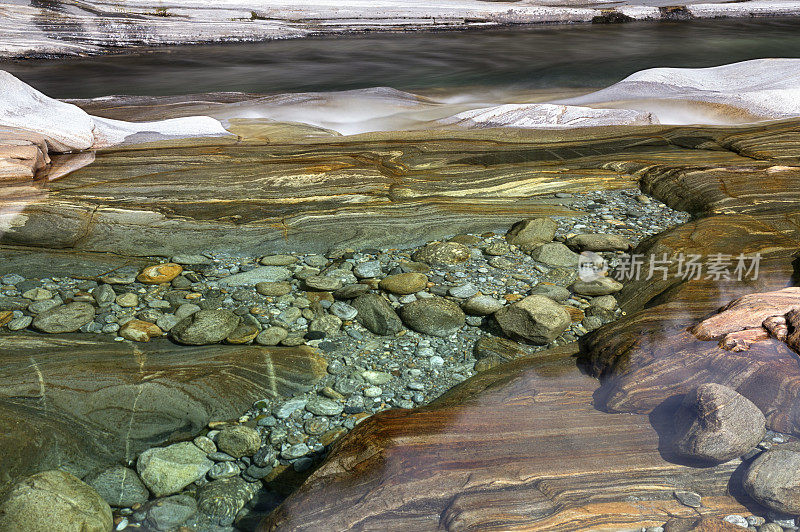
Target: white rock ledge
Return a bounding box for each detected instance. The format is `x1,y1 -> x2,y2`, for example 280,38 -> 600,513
0,71 -> 231,153
2,0 -> 800,58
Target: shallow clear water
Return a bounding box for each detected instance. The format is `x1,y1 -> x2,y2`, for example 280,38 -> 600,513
3,18 -> 800,98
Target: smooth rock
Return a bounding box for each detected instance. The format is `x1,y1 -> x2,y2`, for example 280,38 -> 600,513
352,294 -> 403,336
31,302 -> 95,333
663,516 -> 746,531
216,425 -> 261,459
530,242 -> 580,267
566,233 -> 632,252
569,277 -> 623,296
225,323 -> 260,344
494,295 -> 570,345
119,319 -> 162,342
137,263 -> 183,284
136,442 -> 213,497
304,275 -> 342,291
399,297 -> 465,337
256,326 -> 289,346
171,309 -> 240,345
0,470 -> 113,532
379,273 -> 428,295
353,261 -> 382,279
308,314 -> 342,337
256,282 -> 293,297
529,283 -> 571,302
473,336 -> 528,372
145,494 -> 197,531
220,267 -> 291,286
84,466 -> 149,508
197,476 -> 257,527
306,397 -> 344,416
462,294 -> 504,316
744,443 -> 800,515
412,242 -> 470,265
506,218 -> 557,250
673,383 -> 766,463
260,255 -> 297,266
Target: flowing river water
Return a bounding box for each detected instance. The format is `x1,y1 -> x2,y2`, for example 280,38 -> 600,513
2,17 -> 800,532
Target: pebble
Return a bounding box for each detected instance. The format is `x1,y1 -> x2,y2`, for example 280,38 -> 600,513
281,443 -> 310,460
305,397 -> 344,416
723,515 -> 749,528
363,386 -> 383,397
673,490 -> 701,508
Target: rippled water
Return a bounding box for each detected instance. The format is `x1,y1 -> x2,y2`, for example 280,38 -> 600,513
3,18 -> 800,98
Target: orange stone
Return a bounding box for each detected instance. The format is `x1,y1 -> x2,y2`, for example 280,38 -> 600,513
0,311 -> 12,327
504,294 -> 523,302
136,263 -> 183,284
564,305 -> 585,322
119,320 -> 162,342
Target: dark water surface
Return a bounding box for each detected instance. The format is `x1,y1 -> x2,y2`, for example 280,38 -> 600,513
2,18 -> 800,98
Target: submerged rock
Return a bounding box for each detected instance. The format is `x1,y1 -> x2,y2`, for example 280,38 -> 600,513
494,295 -> 570,345
399,297 -> 465,337
136,442 -> 213,497
31,302 -> 95,333
84,465 -> 149,508
506,218 -> 557,251
743,443 -> 800,515
0,470 -> 113,532
171,309 -> 240,345
352,294 -> 403,336
673,383 -> 766,463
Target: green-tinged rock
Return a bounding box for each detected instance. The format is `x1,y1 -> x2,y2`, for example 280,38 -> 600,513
399,297 -> 465,337
412,242 -> 470,265
494,295 -> 570,345
31,302 -> 95,333
171,309 -> 240,345
84,465 -> 149,508
216,426 -> 262,459
0,470 -> 113,532
136,442 -> 213,497
379,273 -> 428,295
352,294 -> 403,336
506,218 -> 557,250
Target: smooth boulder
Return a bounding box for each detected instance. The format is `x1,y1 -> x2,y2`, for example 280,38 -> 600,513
743,443 -> 800,515
565,233 -> 632,252
673,383 -> 766,463
31,302 -> 95,334
494,295 -> 570,345
136,442 -> 213,497
351,294 -> 403,336
506,218 -> 557,251
399,297 -> 465,337
0,470 -> 113,532
171,309 -> 240,345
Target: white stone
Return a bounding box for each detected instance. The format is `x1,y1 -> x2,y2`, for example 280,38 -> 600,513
440,103 -> 655,129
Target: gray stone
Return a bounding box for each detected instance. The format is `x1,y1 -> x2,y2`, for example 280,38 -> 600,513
305,397 -> 344,416
723,515 -> 749,528
216,425 -> 261,458
530,242 -> 580,267
93,284 -> 116,307
193,435 -> 216,454
0,470 -> 113,532
136,441 -> 213,497
565,233 -> 632,252
352,293 -> 403,336
197,476 -> 258,527
219,266 -> 291,286
32,302 -> 95,333
674,383 -> 766,463
207,461 -> 239,479
744,443 -> 800,515
171,309 -> 240,345
449,283 -> 478,299
353,261 -> 382,279
155,314 -> 179,331
412,242 -> 471,265
494,295 -> 570,345
7,315 -> 32,331
308,314 -> 343,337
330,301 -> 358,320
146,494 -> 197,531
256,281 -> 293,296
673,490 -> 701,508
255,326 -> 289,346
274,398 -> 308,419
361,370 -> 392,385
281,443 -> 311,460
260,254 -> 297,266
590,295 -> 618,310
399,297 -> 465,337
529,284 -> 571,302
506,218 -> 557,250
462,294 -> 504,315
333,283 -> 371,300
304,275 -> 342,291
84,466 -> 149,508
173,302 -> 201,322
27,297 -> 62,314
570,277 -> 623,296
171,254 -> 212,265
